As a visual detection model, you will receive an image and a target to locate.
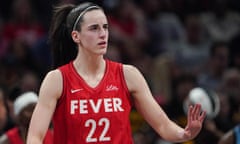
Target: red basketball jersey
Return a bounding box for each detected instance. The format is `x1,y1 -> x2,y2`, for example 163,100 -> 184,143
53,60 -> 133,144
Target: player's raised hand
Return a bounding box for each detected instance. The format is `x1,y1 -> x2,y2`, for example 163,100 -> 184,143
183,104 -> 206,140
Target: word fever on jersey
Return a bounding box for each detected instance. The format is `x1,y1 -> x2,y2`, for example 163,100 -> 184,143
70,98 -> 124,114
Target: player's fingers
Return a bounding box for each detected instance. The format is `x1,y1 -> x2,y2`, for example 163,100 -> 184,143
195,104 -> 201,120
199,111 -> 206,123
192,104 -> 199,120
188,105 -> 193,123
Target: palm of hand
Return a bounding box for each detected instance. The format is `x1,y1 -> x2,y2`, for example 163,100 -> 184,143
184,104 -> 206,139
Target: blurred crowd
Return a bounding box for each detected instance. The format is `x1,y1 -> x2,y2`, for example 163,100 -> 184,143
0,0 -> 240,143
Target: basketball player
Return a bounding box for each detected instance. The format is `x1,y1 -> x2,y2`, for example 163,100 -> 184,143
27,2 -> 206,144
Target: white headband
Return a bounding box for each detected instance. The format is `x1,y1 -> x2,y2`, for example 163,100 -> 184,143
14,91 -> 38,116
72,6 -> 100,31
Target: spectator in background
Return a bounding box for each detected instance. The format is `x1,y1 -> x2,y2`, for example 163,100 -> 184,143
4,70 -> 41,129
197,41 -> 229,91
167,14 -> 210,77
221,69 -> 240,102
107,0 -> 148,42
0,91 -> 53,144
221,68 -> 240,125
0,37 -> 40,90
200,0 -> 240,42
106,0 -> 149,56
139,0 -> 185,57
2,38 -> 38,72
2,0 -> 45,48
214,91 -> 235,132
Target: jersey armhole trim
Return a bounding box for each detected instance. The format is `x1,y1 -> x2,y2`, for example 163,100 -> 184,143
119,64 -> 131,98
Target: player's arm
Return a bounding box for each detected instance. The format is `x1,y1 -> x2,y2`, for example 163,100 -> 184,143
123,64 -> 205,142
27,70 -> 63,144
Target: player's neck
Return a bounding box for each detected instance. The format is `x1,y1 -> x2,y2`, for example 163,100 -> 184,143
73,57 -> 106,88
73,56 -> 105,76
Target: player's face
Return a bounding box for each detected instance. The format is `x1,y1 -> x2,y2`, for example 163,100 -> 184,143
78,10 -> 109,55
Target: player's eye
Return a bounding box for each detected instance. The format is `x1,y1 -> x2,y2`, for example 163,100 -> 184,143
103,24 -> 108,30
89,25 -> 99,31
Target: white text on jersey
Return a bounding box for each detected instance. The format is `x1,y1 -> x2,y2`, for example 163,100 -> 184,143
106,85 -> 119,91
70,98 -> 124,114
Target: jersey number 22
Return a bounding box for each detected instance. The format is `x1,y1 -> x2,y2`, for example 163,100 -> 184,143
85,118 -> 111,143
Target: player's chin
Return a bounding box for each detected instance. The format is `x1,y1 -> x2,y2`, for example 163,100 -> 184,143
98,47 -> 107,55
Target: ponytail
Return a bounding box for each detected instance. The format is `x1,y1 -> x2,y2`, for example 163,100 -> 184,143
49,4 -> 77,69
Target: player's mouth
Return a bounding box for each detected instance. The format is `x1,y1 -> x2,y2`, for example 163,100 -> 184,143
98,41 -> 107,47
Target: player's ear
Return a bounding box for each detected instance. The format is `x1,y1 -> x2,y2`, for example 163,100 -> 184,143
71,31 -> 81,43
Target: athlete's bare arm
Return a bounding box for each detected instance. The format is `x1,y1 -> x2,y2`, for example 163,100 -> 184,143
123,64 -> 205,142
27,70 -> 63,144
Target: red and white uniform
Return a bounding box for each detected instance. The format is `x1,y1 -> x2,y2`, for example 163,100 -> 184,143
53,60 -> 133,144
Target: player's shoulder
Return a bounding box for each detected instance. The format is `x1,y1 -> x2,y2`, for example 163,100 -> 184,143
106,59 -> 143,78
40,69 -> 63,98
107,60 -> 138,73
123,64 -> 140,74
47,69 -> 61,77
122,64 -> 144,84
43,69 -> 62,83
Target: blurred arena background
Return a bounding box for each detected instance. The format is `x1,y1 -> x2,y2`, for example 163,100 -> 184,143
0,0 -> 240,143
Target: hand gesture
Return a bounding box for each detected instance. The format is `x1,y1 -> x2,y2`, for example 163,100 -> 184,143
183,104 -> 206,140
